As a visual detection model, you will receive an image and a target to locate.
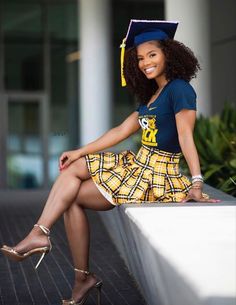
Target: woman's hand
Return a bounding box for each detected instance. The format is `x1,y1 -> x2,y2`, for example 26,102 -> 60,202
59,149 -> 82,171
181,182 -> 220,203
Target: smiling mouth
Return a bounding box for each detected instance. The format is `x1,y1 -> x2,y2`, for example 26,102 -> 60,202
144,66 -> 156,74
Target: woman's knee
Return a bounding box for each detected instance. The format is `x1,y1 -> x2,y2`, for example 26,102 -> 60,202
61,157 -> 89,180
74,157 -> 87,170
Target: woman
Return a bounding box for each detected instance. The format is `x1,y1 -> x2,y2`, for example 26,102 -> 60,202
1,20 -> 219,305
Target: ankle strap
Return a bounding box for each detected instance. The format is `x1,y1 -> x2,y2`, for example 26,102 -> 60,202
74,268 -> 90,276
34,224 -> 50,236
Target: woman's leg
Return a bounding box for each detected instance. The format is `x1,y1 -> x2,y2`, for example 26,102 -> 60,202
64,178 -> 114,270
12,157 -> 98,253
63,179 -> 114,301
3,155 -> 115,301
37,157 -> 91,227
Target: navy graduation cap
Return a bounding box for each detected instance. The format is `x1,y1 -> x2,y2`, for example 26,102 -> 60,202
120,19 -> 179,86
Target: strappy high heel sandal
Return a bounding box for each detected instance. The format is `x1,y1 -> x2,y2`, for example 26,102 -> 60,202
0,224 -> 52,269
62,268 -> 103,305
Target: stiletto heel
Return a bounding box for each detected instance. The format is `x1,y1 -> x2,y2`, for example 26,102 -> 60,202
35,248 -> 49,269
62,268 -> 103,305
96,282 -> 102,305
0,224 -> 52,269
35,252 -> 46,269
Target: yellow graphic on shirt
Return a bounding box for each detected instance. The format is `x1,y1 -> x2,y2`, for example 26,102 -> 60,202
139,116 -> 158,147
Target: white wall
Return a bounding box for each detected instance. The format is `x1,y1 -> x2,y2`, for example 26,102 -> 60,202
165,0 -> 211,116
79,0 -> 112,145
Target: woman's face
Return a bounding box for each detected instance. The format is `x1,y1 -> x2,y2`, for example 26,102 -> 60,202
136,41 -> 166,80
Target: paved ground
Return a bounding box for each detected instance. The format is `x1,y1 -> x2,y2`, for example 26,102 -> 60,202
0,198 -> 147,305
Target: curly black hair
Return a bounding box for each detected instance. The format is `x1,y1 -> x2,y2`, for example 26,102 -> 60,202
123,39 -> 200,104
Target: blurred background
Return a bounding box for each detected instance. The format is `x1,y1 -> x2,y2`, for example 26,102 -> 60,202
0,0 -> 235,194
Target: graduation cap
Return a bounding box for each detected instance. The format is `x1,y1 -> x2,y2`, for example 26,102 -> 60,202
120,19 -> 179,86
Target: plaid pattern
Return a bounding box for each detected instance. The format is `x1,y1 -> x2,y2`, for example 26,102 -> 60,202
85,145 -> 191,204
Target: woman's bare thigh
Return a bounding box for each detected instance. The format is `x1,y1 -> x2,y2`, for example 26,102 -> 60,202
75,178 -> 115,211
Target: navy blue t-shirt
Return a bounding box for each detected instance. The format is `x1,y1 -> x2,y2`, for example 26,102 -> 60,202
136,79 -> 197,153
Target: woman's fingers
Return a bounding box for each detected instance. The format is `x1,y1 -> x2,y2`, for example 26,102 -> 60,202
60,158 -> 71,170
59,150 -> 81,171
198,197 -> 221,203
59,153 -> 70,170
182,197 -> 221,203
181,194 -> 221,203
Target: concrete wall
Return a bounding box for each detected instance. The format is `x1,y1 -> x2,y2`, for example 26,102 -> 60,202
99,185 -> 236,305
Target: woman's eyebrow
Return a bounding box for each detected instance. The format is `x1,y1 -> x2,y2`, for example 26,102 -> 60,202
137,50 -> 157,57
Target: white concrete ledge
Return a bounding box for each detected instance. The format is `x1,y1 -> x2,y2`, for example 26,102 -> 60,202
98,185 -> 236,305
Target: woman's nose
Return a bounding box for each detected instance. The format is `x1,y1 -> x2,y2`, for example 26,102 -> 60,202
142,57 -> 151,67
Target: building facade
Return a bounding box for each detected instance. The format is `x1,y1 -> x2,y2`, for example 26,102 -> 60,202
0,0 -> 235,192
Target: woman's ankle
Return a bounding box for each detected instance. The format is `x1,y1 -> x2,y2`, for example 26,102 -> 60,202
75,272 -> 88,282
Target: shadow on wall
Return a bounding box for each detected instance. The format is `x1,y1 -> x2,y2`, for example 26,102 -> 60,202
203,297 -> 236,305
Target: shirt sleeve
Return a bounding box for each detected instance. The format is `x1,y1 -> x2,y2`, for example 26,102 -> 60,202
170,80 -> 197,114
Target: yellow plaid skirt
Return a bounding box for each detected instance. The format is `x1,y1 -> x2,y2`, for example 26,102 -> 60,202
85,145 -> 192,205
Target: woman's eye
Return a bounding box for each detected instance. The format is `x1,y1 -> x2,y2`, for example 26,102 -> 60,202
150,53 -> 156,58
137,58 -> 143,62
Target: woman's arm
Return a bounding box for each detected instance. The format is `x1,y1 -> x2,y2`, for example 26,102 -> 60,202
176,109 -> 219,202
59,111 -> 140,169
175,110 -> 201,176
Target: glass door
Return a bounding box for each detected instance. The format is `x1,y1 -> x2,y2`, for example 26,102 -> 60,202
0,0 -> 79,191
0,93 -> 49,189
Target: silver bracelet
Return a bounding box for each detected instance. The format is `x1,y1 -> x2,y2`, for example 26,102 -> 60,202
192,175 -> 204,184
192,175 -> 203,180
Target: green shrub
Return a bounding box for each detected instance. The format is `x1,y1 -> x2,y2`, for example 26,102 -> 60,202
181,103 -> 236,197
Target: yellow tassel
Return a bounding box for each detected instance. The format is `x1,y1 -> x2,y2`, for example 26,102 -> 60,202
120,38 -> 126,87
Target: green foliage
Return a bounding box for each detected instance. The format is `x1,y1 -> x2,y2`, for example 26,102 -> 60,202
181,103 -> 236,197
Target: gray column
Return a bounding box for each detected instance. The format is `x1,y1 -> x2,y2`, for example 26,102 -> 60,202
165,0 -> 211,115
79,0 -> 112,145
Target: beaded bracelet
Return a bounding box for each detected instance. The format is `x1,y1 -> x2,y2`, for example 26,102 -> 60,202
192,174 -> 204,184
191,175 -> 203,189
192,179 -> 203,184
191,183 -> 203,190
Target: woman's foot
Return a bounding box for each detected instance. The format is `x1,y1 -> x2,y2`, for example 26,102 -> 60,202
1,224 -> 52,268
3,225 -> 50,254
72,272 -> 99,302
62,269 -> 103,304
